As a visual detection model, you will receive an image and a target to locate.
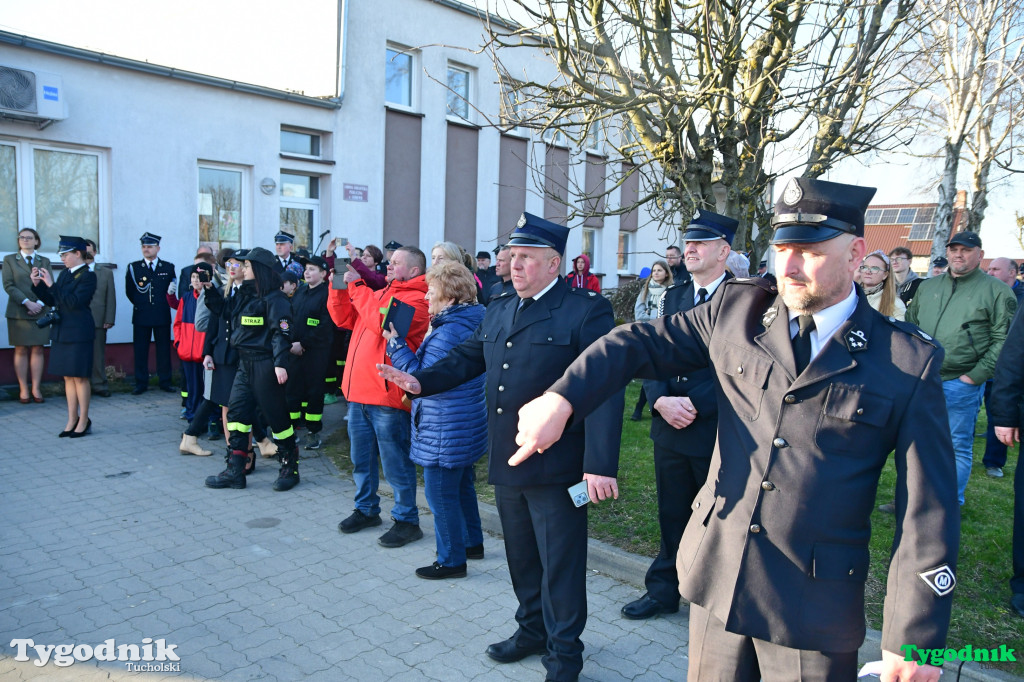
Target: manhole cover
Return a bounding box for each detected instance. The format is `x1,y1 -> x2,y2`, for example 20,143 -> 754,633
104,471 -> 134,479
246,517 -> 281,528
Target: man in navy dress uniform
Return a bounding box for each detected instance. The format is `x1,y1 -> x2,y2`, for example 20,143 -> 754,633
125,232 -> 176,394
272,230 -> 297,274
622,209 -> 735,621
513,179 -> 959,682
378,213 -> 624,682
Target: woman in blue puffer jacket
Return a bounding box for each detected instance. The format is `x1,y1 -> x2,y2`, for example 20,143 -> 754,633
384,261 -> 487,580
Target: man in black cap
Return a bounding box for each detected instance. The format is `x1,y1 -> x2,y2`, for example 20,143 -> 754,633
125,232 -> 176,394
511,178 -> 960,681
621,209 -> 735,622
378,212 -> 624,682
930,256 -> 948,277
272,230 -> 296,273
906,231 -> 1016,505
382,240 -> 402,275
475,250 -> 500,303
488,245 -> 515,304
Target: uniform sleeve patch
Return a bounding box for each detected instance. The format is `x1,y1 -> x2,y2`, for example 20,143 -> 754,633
918,565 -> 956,596
280,320 -> 290,331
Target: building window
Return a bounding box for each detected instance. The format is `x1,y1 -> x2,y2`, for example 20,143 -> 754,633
500,79 -> 525,131
198,164 -> 245,251
1,140 -> 105,254
446,65 -> 470,119
581,228 -> 597,267
281,129 -> 321,157
386,46 -> 414,108
586,121 -> 604,154
617,231 -> 632,272
280,172 -> 320,250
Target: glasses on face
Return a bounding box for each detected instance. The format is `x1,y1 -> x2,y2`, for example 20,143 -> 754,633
18,235 -> 35,241
226,262 -> 241,269
858,265 -> 885,274
890,256 -> 908,262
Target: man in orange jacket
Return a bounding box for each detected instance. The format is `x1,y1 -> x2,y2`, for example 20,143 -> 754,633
327,246 -> 430,547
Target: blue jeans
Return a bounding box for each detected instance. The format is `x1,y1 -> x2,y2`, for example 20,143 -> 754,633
423,465 -> 483,566
347,402 -> 418,524
943,378 -> 985,505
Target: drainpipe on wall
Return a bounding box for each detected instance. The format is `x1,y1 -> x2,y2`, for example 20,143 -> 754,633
331,0 -> 348,103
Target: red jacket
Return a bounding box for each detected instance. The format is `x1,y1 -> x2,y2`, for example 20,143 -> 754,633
566,253 -> 601,292
171,289 -> 206,363
327,276 -> 430,410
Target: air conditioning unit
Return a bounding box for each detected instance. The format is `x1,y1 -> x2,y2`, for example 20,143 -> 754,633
0,66 -> 68,127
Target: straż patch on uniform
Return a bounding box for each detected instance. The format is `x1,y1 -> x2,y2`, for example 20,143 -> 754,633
918,565 -> 956,597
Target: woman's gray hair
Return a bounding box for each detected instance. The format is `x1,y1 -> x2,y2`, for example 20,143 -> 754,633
725,251 -> 750,276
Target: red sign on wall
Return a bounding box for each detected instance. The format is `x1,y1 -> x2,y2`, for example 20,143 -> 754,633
343,184 -> 368,202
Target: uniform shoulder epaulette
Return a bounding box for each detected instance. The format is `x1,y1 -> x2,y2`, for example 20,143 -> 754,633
498,290 -> 514,298
884,316 -> 938,347
724,276 -> 777,293
568,287 -> 602,299
664,281 -> 689,292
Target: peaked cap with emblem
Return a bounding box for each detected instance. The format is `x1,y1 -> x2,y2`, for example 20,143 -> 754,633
770,178 -> 876,245
274,230 -> 295,244
507,212 -> 569,255
139,232 -> 162,245
384,240 -> 403,251
684,209 -> 738,244
58,235 -> 89,254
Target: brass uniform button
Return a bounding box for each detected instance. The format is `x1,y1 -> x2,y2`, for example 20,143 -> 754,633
496,408 -> 503,415
784,394 -> 796,404
772,437 -> 787,448
749,524 -> 761,534
761,481 -> 775,491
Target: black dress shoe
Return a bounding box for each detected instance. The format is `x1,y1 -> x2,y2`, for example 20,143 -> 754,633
94,389 -> 112,398
131,386 -> 147,395
415,561 -> 467,580
621,594 -> 678,620
1012,593 -> 1024,618
486,636 -> 546,663
466,544 -> 485,560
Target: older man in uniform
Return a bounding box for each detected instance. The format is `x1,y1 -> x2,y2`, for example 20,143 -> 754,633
379,213 -> 624,682
622,210 -> 735,621
125,232 -> 176,394
512,178 -> 959,682
272,230 -> 296,273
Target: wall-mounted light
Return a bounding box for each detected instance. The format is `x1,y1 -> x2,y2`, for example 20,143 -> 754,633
260,177 -> 277,195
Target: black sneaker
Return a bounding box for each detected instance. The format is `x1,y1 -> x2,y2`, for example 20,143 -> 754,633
378,521 -> 423,548
302,433 -> 322,451
338,510 -> 382,534
416,561 -> 467,580
466,544 -> 485,560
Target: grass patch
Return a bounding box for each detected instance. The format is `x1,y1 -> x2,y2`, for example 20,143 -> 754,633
322,383 -> 1023,672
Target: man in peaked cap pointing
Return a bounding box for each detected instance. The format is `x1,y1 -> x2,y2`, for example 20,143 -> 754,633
378,212 -> 624,682
510,178 -> 959,682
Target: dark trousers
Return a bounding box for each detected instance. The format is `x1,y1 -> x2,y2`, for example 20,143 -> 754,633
983,380 -> 1008,468
286,344 -> 331,433
91,327 -> 108,390
494,483 -> 588,682
226,356 -> 295,453
687,603 -> 858,681
326,328 -> 350,394
180,360 -> 204,420
645,446 -> 712,606
1013,453 -> 1024,595
133,323 -> 171,389
185,399 -> 219,438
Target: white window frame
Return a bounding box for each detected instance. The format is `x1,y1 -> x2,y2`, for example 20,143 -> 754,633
385,44 -> 418,111
280,126 -> 323,160
197,161 -> 251,251
585,120 -> 605,156
279,171 -> 321,250
581,227 -> 599,271
617,230 -> 633,274
0,137 -> 109,259
445,62 -> 473,122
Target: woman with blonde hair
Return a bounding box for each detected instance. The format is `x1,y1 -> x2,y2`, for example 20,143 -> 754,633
384,261 -> 487,579
431,240 -> 484,302
858,250 -> 906,320
630,260 -> 673,420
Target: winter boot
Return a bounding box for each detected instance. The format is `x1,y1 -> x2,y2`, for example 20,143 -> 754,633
205,451 -> 248,489
179,433 -> 213,456
256,437 -> 278,458
273,448 -> 300,492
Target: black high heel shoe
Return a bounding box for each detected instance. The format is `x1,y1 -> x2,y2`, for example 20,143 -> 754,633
59,428 -> 74,438
69,418 -> 92,439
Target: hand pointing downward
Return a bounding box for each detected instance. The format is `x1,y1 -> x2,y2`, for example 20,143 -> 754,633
510,392 -> 575,466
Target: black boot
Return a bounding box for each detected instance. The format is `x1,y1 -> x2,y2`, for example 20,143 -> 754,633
205,450 -> 248,489
273,448 -> 300,491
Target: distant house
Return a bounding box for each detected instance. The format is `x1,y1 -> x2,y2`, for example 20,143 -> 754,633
863,191 -> 968,274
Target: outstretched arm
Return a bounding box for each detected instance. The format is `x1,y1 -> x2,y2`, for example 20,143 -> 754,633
376,363 -> 421,394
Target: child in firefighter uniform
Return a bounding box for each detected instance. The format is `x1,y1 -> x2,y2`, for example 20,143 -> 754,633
286,255 -> 333,451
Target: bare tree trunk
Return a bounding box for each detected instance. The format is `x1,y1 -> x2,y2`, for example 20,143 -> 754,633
932,140 -> 963,262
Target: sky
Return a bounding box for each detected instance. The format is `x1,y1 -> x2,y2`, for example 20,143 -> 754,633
3,0 -> 1021,258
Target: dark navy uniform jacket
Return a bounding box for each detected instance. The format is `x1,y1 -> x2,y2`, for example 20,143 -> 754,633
645,274 -> 730,458
415,278 -> 624,487
216,281 -> 292,367
548,278 -> 959,654
289,283 -> 332,351
33,266 -> 96,343
125,259 -> 176,326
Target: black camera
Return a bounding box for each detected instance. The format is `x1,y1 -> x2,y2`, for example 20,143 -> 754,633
36,310 -> 61,328
197,270 -> 211,283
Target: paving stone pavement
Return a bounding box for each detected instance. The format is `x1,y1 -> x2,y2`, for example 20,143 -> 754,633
0,391 -> 692,681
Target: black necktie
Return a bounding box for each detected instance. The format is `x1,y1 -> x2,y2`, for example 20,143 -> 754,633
148,261 -> 155,272
792,315 -> 816,374
25,255 -> 32,267
514,297 -> 534,323
697,287 -> 708,305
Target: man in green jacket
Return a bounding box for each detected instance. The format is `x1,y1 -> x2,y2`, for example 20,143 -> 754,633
906,231 -> 1017,505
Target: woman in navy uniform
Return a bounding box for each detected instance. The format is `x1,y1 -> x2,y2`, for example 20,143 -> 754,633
204,247 -> 299,491
31,236 -> 97,437
285,254 -> 333,451
3,227 -> 52,403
